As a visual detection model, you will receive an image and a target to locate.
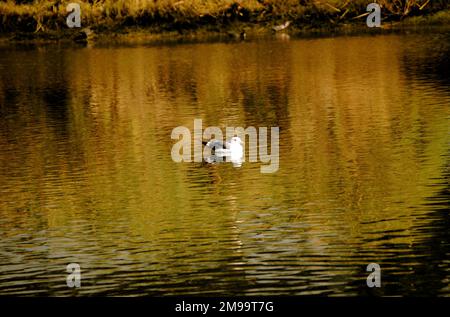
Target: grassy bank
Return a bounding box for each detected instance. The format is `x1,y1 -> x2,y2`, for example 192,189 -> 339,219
0,0 -> 449,41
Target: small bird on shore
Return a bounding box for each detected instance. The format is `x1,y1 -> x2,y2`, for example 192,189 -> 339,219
73,27 -> 95,44
272,21 -> 291,32
227,30 -> 246,40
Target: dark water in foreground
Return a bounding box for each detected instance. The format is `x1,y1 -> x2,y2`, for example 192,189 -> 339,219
0,33 -> 449,296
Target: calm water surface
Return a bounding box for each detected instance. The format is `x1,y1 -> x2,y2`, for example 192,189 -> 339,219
0,33 -> 449,296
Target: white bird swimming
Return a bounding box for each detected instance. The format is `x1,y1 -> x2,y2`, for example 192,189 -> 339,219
203,136 -> 243,157
203,136 -> 244,167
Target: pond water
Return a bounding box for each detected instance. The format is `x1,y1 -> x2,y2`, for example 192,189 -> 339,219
0,32 -> 449,296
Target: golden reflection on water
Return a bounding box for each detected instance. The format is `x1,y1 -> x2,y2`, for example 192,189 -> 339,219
0,34 -> 449,295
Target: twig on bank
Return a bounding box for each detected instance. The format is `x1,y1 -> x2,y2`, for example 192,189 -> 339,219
324,2 -> 341,13
339,8 -> 349,20
340,0 -> 350,10
419,0 -> 430,11
351,12 -> 369,20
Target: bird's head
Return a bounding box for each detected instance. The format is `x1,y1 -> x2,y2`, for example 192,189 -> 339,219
230,136 -> 243,145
